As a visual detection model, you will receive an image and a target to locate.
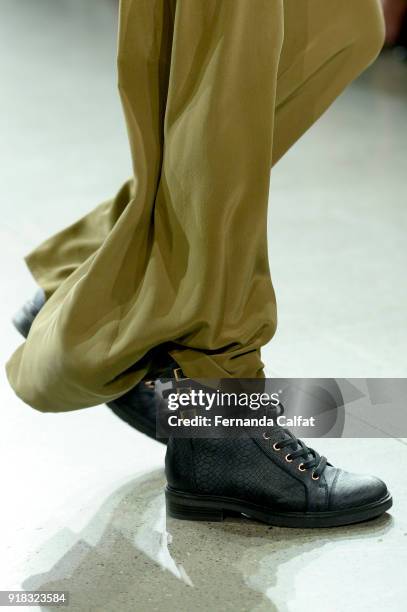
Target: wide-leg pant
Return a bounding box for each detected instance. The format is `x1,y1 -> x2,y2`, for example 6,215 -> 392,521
6,0 -> 384,412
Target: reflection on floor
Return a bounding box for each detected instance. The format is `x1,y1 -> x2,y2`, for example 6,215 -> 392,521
20,466 -> 399,612
1,0 -> 406,611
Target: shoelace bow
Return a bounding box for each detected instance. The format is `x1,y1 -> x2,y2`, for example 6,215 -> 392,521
269,428 -> 327,479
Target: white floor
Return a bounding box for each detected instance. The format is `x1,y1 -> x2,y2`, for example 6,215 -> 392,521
1,1 -> 406,611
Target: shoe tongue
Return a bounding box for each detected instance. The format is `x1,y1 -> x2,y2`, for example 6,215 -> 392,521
275,428 -> 307,453
274,426 -> 288,439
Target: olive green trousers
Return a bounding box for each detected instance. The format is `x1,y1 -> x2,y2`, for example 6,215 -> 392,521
6,0 -> 384,412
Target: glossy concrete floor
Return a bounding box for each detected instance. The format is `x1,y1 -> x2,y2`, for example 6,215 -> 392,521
1,1 -> 406,611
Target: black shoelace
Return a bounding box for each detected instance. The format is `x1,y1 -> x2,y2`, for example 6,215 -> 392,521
268,428 -> 327,479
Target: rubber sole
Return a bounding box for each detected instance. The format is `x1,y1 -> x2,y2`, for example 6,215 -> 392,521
165,487 -> 393,528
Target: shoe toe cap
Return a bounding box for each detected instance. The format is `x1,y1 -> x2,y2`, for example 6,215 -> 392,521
329,469 -> 389,510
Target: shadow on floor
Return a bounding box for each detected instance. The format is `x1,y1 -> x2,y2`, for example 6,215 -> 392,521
23,469 -> 393,612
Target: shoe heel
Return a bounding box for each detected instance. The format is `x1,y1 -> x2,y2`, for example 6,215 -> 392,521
165,489 -> 224,522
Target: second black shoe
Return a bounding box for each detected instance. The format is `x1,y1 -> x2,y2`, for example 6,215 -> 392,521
165,430 -> 392,528
12,290 -> 178,444
107,381 -> 166,441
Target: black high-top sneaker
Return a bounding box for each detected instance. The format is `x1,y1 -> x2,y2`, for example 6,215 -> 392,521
12,290 -> 182,443
165,432 -> 392,528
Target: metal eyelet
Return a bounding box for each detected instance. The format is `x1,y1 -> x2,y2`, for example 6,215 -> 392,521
285,454 -> 293,463
272,442 -> 281,451
263,432 -> 271,440
312,472 -> 320,481
298,463 -> 307,472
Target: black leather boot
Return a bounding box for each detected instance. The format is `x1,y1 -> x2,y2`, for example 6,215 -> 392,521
12,290 -> 179,443
165,431 -> 392,528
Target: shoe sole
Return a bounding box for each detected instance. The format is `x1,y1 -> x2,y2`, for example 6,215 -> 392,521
165,487 -> 393,528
